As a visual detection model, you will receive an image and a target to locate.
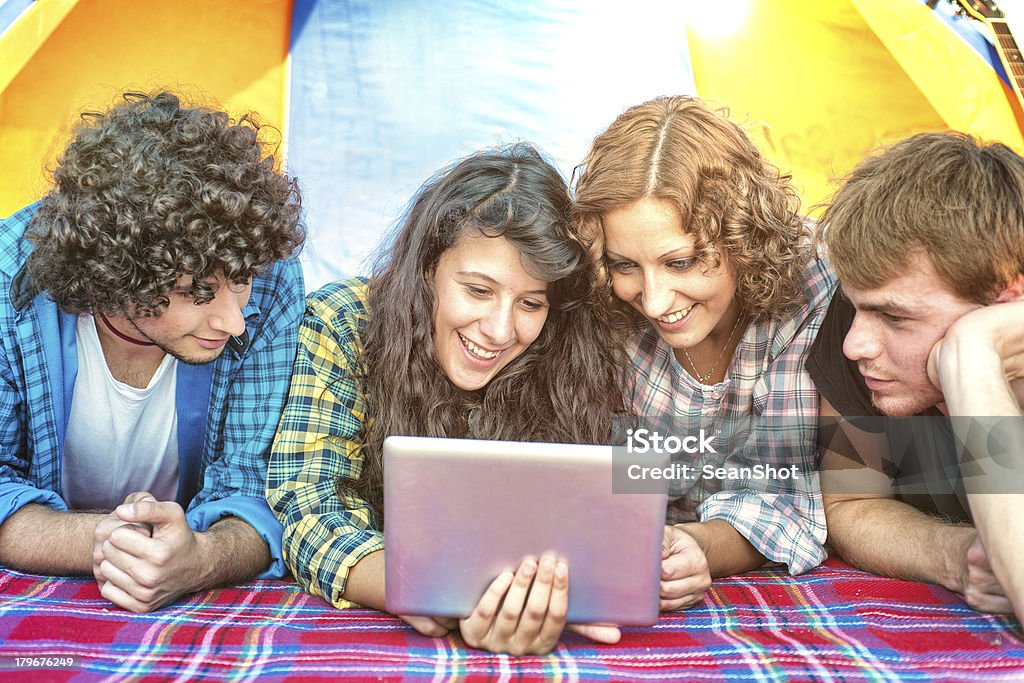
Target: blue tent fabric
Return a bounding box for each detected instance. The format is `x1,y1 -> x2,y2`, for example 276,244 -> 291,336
287,0 -> 695,290
0,0 -> 34,34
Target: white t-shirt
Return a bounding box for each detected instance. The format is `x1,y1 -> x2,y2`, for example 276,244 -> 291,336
62,315 -> 180,510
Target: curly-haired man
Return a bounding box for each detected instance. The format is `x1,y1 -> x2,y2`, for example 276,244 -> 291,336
0,92 -> 306,611
808,132 -> 1024,623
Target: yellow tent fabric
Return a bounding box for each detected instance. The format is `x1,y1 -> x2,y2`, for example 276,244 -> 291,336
0,0 -> 292,217
688,0 -> 1024,211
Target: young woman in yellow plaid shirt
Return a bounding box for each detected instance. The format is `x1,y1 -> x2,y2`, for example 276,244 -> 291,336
268,144 -> 629,655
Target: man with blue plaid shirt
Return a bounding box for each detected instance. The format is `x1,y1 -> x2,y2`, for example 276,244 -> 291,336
0,92 -> 305,612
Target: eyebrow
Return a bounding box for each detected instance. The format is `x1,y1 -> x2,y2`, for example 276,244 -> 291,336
456,271 -> 548,296
605,247 -> 695,261
841,288 -> 917,316
859,302 -> 917,316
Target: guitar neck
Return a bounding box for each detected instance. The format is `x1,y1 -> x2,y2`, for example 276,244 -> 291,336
942,0 -> 1024,112
991,19 -> 1024,96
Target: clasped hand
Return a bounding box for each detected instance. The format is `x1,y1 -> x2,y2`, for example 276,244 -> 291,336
92,491 -> 206,612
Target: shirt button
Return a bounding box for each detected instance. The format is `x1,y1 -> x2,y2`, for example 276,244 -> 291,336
710,389 -> 723,400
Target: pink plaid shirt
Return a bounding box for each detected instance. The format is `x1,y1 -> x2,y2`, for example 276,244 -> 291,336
627,256 -> 836,574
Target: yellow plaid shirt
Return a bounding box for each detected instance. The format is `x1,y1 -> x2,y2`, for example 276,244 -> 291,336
267,276 -> 383,608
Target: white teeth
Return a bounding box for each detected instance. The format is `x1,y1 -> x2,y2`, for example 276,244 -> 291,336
658,306 -> 693,324
460,334 -> 500,359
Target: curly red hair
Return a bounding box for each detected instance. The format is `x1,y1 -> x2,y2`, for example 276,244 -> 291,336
573,96 -> 810,322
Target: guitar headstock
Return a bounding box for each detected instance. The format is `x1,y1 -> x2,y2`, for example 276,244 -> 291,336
949,0 -> 1006,21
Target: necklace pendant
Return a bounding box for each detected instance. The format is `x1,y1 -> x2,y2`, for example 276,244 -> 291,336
680,313 -> 746,386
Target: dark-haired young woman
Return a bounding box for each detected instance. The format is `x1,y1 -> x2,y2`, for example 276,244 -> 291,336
267,144 -> 628,655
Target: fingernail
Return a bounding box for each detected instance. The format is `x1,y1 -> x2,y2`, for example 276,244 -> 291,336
555,561 -> 568,579
540,556 -> 555,572
523,561 -> 537,578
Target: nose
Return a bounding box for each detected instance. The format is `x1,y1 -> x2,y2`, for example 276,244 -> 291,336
842,312 -> 880,362
640,270 -> 675,319
478,301 -> 516,347
207,284 -> 249,337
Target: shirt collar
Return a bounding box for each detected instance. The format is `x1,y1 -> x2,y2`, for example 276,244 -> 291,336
10,263 -> 41,313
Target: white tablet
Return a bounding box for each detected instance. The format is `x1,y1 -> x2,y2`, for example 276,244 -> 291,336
383,435 -> 668,625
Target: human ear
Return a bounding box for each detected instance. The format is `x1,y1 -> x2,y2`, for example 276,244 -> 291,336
994,273 -> 1024,303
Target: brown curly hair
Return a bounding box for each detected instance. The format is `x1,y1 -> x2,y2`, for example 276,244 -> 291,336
573,96 -> 810,323
26,91 -> 304,316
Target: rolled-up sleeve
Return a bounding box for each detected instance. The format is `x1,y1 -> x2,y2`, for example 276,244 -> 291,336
0,297 -> 67,526
187,257 -> 306,579
267,280 -> 384,608
698,483 -> 826,574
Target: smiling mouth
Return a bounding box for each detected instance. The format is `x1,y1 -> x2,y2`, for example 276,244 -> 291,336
458,333 -> 501,360
656,305 -> 695,325
194,336 -> 230,349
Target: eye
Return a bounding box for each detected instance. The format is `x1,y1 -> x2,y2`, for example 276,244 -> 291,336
882,313 -> 906,326
465,285 -> 490,297
227,278 -> 251,294
520,298 -> 548,312
607,260 -> 637,274
176,290 -> 197,300
666,258 -> 696,271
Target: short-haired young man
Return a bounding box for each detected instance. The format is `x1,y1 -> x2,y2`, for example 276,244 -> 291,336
808,131 -> 1024,622
0,92 -> 306,611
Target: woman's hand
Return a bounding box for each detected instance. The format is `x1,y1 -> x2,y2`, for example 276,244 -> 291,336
459,555 -> 566,655
660,524 -> 711,611
399,615 -> 459,637
458,555 -> 620,655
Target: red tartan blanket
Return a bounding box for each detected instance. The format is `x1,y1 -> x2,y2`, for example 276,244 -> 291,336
0,558 -> 1020,682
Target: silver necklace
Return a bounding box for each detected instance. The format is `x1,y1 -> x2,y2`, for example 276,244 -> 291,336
681,314 -> 744,384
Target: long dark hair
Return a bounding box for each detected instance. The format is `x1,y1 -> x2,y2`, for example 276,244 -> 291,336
349,143 -> 630,523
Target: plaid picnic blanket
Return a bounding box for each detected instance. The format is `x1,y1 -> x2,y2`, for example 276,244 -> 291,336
0,558 -> 1021,682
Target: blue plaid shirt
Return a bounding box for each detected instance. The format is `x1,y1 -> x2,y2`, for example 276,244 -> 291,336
0,204 -> 305,578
